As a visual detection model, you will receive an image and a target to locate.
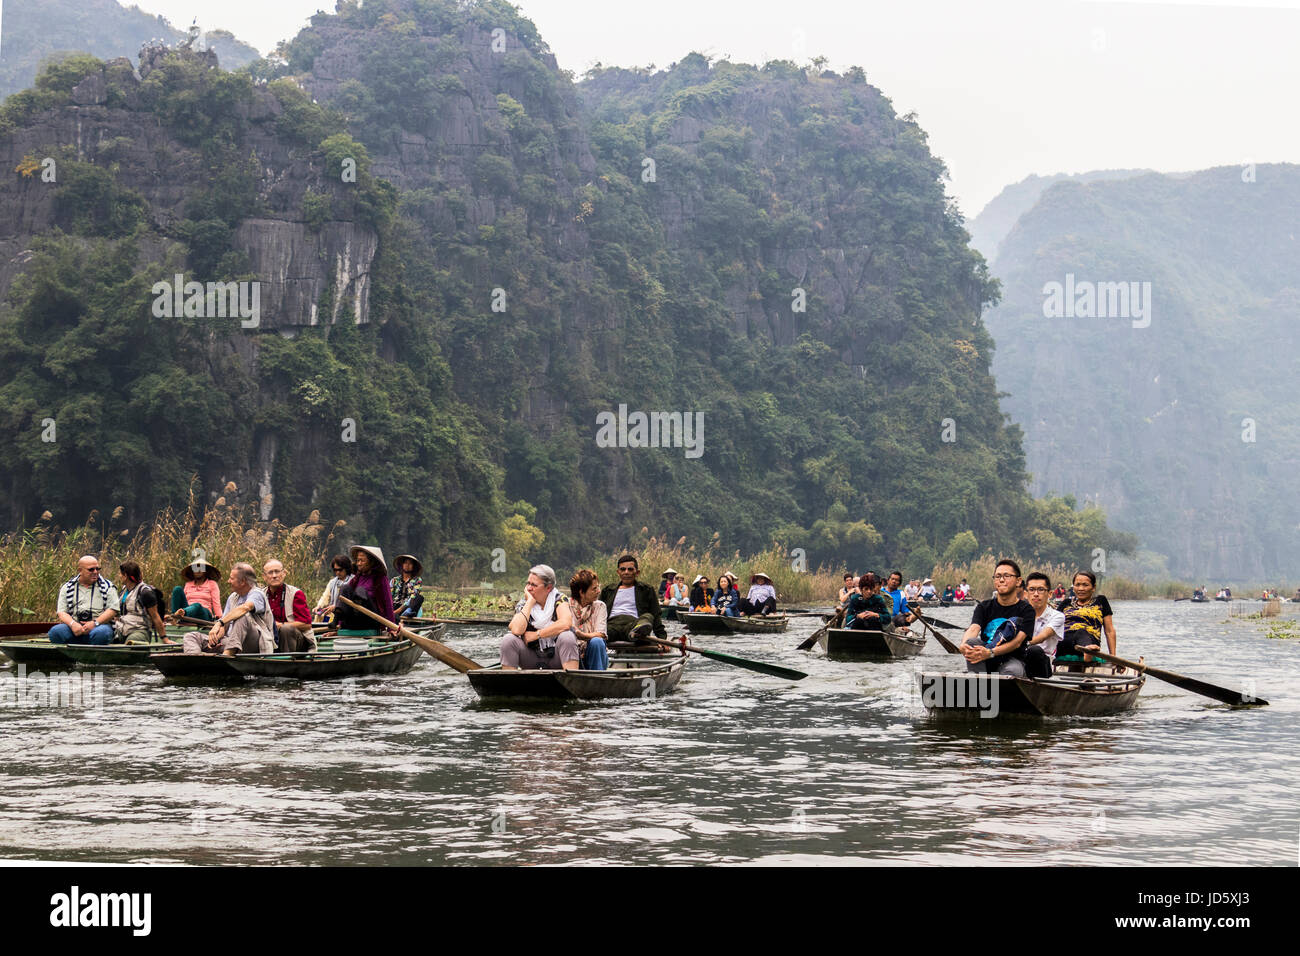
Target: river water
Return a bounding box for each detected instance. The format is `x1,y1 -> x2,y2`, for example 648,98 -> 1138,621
0,600 -> 1294,865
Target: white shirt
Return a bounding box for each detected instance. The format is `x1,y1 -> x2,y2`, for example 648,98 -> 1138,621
746,582 -> 776,604
1033,606 -> 1066,658
611,585 -> 639,618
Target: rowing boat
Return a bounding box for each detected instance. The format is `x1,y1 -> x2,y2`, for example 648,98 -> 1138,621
819,626 -> 924,660
466,648 -> 686,701
153,625 -> 444,681
0,623 -> 187,667
680,611 -> 788,634
918,662 -> 1145,718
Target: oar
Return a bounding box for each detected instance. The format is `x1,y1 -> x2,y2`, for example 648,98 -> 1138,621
1085,648 -> 1267,706
798,608 -> 843,651
338,596 -> 483,674
640,635 -> 807,681
911,610 -> 962,654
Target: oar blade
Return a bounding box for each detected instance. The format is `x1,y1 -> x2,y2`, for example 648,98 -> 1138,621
691,645 -> 807,680
1092,650 -> 1267,706
402,627 -> 482,674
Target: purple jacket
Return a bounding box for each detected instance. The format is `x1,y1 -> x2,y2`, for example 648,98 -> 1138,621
353,570 -> 395,623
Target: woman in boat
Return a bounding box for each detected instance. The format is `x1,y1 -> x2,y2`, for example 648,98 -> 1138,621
502,565 -> 579,670
689,575 -> 714,611
713,573 -> 741,617
390,554 -> 425,619
169,559 -> 222,623
313,554 -> 353,624
919,578 -> 937,601
941,584 -> 955,603
334,545 -> 397,633
666,573 -> 690,609
843,573 -> 892,631
1054,570 -> 1116,658
740,572 -> 777,616
569,568 -> 608,670
115,561 -> 168,642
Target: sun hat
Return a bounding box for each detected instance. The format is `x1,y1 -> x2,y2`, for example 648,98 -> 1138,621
349,545 -> 387,576
395,554 -> 423,575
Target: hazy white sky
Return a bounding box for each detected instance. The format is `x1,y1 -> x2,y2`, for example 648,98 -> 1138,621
128,0 -> 1300,216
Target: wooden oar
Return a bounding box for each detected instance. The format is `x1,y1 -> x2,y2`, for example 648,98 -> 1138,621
1084,648 -> 1266,706
640,635 -> 807,681
338,596 -> 483,674
798,608 -> 843,651
911,610 -> 962,654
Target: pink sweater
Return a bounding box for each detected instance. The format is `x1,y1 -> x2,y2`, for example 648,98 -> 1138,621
185,580 -> 222,617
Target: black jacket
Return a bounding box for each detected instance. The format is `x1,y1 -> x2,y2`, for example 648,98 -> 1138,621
598,580 -> 667,639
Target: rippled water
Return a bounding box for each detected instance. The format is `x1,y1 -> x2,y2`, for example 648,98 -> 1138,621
0,600 -> 1295,865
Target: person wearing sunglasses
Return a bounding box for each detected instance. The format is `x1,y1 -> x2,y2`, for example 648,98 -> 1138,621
49,555 -> 119,645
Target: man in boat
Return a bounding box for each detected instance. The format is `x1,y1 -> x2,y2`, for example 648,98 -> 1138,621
960,559 -> 1035,676
843,573 -> 892,630
500,565 -> 580,670
740,572 -> 777,616
882,571 -> 918,628
919,578 -> 937,601
599,554 -> 667,644
390,554 -> 425,619
1022,572 -> 1065,678
49,555 -> 119,645
113,561 -> 169,643
263,559 -> 316,653
837,573 -> 855,609
184,563 -> 275,656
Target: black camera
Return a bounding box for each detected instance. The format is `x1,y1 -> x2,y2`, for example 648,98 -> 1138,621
75,610 -> 94,623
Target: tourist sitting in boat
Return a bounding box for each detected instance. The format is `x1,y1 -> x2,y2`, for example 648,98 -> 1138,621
883,571 -> 918,627
334,545 -> 397,633
960,560 -> 1035,676
390,554 -> 425,619
501,564 -> 579,670
666,573 -> 691,608
689,574 -> 714,610
843,573 -> 892,631
184,563 -> 275,656
113,561 -> 168,643
168,559 -> 222,623
904,579 -> 921,603
263,559 -> 316,652
599,554 -> 667,642
954,579 -> 970,601
658,568 -> 678,601
919,578 -> 937,601
313,554 -> 353,624
1022,572 -> 1065,678
712,573 -> 741,617
1052,584 -> 1067,602
49,555 -> 119,646
569,568 -> 608,670
837,573 -> 855,608
740,572 -> 777,616
941,584 -> 955,603
1053,570 -> 1116,659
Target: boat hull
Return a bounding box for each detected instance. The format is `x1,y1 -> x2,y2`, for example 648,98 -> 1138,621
467,651 -> 686,701
820,627 -> 924,659
228,639 -> 425,680
918,665 -> 1145,719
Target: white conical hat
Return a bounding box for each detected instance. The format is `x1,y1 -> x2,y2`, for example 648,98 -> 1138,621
349,544 -> 387,575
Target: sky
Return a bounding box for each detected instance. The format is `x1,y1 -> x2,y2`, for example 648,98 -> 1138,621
123,0 -> 1300,217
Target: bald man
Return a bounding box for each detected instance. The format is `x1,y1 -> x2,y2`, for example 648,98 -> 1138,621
263,558 -> 315,652
49,555 -> 119,645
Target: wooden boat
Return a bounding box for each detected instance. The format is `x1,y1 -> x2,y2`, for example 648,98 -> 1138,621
680,611 -> 788,634
939,598 -> 975,607
918,662 -> 1145,718
660,605 -> 689,621
819,626 -> 924,659
466,648 -> 686,701
0,623 -> 185,667
153,625 -> 444,681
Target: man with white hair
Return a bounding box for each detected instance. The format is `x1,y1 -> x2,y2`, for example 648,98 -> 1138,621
499,565 -> 580,670
48,555 -> 119,645
183,562 -> 275,656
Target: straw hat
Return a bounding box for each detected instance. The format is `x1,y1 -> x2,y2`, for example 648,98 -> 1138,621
923,578 -> 933,585
692,574 -> 707,586
395,554 -> 423,575
183,559 -> 220,581
751,571 -> 772,583
662,567 -> 679,577
349,545 -> 387,576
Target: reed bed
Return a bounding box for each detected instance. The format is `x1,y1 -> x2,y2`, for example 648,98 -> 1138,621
0,488 -> 339,623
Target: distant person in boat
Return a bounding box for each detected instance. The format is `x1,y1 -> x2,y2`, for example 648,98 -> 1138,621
501,565 -> 579,670
263,559 -> 315,653
390,554 -> 425,619
941,584 -> 955,603
334,546 -> 397,633
843,573 -> 892,631
690,575 -> 714,611
569,568 -> 608,671
600,554 -> 667,643
666,573 -> 691,608
168,559 -> 222,623
740,572 -> 777,616
1052,584 -> 1066,602
960,559 -> 1034,676
920,578 -> 937,601
49,555 -> 119,646
1023,572 -> 1065,678
658,568 -> 678,601
904,579 -> 920,603
313,554 -> 353,624
882,571 -> 918,628
713,573 -> 741,617
954,579 -> 970,601
113,561 -> 168,643
1053,570 -> 1116,659
837,573 -> 855,608
184,562 -> 275,656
